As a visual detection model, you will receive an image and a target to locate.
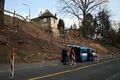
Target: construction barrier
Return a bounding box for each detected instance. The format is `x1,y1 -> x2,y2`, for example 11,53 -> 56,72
10,48 -> 15,80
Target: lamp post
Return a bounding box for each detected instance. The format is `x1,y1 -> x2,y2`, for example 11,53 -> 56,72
22,3 -> 31,21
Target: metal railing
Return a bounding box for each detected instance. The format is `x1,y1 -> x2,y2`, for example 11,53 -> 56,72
4,10 -> 27,30
4,10 -> 26,21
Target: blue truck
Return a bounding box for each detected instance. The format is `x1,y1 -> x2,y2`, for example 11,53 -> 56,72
67,45 -> 96,62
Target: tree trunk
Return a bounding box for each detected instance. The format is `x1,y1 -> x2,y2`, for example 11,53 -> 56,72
82,13 -> 87,38
0,0 -> 5,28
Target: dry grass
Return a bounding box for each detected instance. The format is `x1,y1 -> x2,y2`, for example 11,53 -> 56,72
0,15 -> 119,63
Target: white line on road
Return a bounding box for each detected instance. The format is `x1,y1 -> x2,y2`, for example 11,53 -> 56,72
29,58 -> 120,80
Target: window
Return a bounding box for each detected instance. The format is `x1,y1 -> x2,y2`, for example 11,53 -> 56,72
43,18 -> 47,22
81,49 -> 87,53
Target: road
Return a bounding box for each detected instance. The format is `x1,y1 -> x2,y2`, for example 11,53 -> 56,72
0,56 -> 120,80
34,59 -> 120,80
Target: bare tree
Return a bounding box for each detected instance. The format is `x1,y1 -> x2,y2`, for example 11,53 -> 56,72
58,0 -> 108,38
0,0 -> 5,28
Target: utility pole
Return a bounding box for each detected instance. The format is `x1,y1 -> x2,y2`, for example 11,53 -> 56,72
0,0 -> 5,28
22,3 -> 31,21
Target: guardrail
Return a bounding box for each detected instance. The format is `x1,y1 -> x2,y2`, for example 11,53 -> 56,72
4,10 -> 27,30
4,10 -> 27,21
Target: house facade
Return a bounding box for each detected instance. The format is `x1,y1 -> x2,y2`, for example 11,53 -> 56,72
32,9 -> 59,37
66,28 -> 80,38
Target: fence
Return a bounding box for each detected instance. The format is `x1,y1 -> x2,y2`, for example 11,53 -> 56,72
4,10 -> 27,30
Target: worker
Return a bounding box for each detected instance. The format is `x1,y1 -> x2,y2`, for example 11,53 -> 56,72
61,48 -> 68,65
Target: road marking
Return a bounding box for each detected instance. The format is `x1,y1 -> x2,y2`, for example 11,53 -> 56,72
29,58 -> 120,80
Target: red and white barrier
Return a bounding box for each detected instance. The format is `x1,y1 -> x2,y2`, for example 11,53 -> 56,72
71,49 -> 76,66
10,48 -> 15,80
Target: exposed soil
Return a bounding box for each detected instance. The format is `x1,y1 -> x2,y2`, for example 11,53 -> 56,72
0,21 -> 119,63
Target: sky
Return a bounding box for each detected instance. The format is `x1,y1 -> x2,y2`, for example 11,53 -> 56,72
5,0 -> 120,28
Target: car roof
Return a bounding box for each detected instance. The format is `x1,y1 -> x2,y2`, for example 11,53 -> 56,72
88,48 -> 94,50
66,45 -> 88,49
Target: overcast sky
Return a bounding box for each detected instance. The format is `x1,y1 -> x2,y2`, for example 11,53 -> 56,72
5,0 -> 120,28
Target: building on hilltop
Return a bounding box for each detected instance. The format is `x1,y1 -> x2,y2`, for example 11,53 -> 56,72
66,28 -> 80,38
31,9 -> 59,37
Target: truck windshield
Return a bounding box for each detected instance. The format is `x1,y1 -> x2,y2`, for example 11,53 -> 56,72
81,49 -> 87,53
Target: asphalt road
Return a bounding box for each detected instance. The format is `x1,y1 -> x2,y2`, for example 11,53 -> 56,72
0,57 -> 120,80
36,59 -> 120,80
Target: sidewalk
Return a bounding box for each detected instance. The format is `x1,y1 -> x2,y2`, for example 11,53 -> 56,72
0,53 -> 120,73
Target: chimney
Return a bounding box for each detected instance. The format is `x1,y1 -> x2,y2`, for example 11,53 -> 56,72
55,13 -> 57,17
40,11 -> 42,15
38,11 -> 42,17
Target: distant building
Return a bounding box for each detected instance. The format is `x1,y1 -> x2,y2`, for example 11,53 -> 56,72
31,9 -> 59,37
66,28 -> 80,38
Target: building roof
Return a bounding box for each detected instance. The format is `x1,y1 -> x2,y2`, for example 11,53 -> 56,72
39,10 -> 57,19
31,10 -> 57,21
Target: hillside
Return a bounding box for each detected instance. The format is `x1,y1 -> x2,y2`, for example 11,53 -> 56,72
0,25 -> 63,63
0,16 -> 65,63
0,15 -> 119,63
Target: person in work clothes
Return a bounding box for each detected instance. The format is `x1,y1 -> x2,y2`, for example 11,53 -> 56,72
61,48 -> 68,65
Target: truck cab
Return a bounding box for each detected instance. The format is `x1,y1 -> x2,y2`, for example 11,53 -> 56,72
67,45 -> 88,62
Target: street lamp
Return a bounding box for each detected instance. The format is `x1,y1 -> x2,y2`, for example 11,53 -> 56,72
22,3 -> 31,21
